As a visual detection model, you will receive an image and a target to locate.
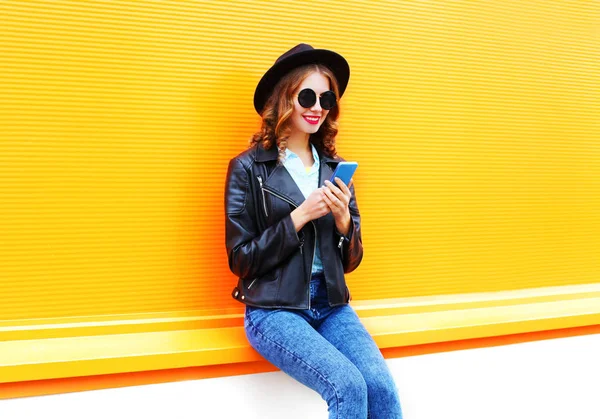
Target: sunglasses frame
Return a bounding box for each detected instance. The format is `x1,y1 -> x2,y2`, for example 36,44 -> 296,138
296,88 -> 337,110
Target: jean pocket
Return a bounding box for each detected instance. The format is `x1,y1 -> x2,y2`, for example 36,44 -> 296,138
245,304 -> 262,324
245,304 -> 256,319
244,305 -> 258,329
245,305 -> 283,329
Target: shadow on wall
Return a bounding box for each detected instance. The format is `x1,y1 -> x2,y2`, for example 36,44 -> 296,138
185,65 -> 263,309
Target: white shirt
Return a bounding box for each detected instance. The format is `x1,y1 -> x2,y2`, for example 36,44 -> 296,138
283,143 -> 324,275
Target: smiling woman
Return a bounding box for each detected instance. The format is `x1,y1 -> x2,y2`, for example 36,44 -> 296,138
224,43 -> 403,418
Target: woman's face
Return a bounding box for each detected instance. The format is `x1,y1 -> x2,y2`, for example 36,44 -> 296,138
289,71 -> 331,136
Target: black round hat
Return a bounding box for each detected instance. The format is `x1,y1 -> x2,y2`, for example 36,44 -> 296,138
253,43 -> 350,116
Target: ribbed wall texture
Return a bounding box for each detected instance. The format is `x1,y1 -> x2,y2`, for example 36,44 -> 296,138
1,1 -> 598,321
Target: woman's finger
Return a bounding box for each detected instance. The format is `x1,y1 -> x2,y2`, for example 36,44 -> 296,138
323,186 -> 342,209
325,179 -> 345,200
336,177 -> 352,197
322,190 -> 337,212
332,185 -> 351,209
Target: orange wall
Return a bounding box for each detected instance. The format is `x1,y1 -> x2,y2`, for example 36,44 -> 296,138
1,1 -> 598,322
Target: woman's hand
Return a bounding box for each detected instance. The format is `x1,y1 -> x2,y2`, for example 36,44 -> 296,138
322,177 -> 354,236
292,188 -> 331,231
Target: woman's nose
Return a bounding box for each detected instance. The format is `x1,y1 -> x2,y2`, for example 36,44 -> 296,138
310,100 -> 322,112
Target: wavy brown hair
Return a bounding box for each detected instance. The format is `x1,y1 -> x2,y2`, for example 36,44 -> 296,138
249,64 -> 341,165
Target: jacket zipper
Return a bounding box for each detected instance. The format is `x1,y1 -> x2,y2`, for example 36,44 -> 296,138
249,176 -> 268,292
256,176 -> 269,217
338,234 -> 346,260
263,187 -> 316,310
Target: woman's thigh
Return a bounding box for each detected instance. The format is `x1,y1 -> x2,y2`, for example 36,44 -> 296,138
317,304 -> 403,418
244,305 -> 368,417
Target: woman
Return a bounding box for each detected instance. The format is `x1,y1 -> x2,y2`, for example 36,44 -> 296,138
224,43 -> 403,418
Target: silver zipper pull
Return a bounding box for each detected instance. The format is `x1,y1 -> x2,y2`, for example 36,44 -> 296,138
299,240 -> 304,254
257,176 -> 269,217
338,236 -> 344,249
247,277 -> 258,289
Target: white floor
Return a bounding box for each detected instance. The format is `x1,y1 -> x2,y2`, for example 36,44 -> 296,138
1,333 -> 599,419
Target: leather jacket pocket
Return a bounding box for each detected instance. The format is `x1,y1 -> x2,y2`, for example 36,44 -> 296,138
246,268 -> 279,290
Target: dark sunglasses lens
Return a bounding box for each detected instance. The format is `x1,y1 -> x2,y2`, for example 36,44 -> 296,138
298,89 -> 316,108
320,91 -> 337,110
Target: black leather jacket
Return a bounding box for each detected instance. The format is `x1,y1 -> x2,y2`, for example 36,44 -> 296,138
225,141 -> 363,309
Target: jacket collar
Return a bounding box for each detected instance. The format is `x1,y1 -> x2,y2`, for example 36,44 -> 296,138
255,141 -> 339,164
256,142 -> 340,207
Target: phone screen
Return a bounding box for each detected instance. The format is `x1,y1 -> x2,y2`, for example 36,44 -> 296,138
328,162 -> 358,186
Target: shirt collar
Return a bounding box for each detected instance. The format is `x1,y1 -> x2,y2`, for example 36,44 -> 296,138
285,143 -> 320,167
255,141 -> 339,164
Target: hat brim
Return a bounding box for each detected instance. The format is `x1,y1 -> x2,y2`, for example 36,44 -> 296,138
253,49 -> 350,115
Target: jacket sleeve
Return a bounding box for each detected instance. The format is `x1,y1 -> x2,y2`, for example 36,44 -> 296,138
334,181 -> 364,273
224,157 -> 302,280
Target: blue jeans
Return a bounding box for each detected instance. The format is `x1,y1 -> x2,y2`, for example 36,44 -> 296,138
244,272 -> 403,419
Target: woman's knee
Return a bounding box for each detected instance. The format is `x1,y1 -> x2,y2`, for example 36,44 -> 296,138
332,364 -> 368,404
320,364 -> 368,417
364,372 -> 401,404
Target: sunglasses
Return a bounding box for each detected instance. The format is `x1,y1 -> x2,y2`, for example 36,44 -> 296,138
296,88 -> 337,110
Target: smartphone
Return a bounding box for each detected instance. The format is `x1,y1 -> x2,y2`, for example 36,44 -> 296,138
328,162 -> 358,186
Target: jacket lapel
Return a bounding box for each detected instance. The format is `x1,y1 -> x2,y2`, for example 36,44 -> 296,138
256,142 -> 341,208
319,156 -> 336,189
265,164 -> 306,207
